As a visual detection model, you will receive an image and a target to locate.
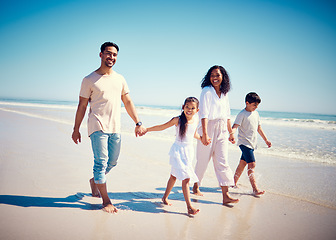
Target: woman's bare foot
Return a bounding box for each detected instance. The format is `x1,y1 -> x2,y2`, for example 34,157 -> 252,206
253,189 -> 265,195
188,206 -> 200,215
223,196 -> 239,204
102,203 -> 118,213
89,178 -> 100,197
162,197 -> 172,206
192,184 -> 203,196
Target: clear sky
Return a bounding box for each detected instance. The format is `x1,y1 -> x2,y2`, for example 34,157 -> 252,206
0,0 -> 335,114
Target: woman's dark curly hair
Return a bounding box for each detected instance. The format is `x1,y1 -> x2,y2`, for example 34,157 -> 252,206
201,65 -> 231,94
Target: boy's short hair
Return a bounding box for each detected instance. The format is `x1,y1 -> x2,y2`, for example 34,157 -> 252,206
100,42 -> 119,53
245,92 -> 261,104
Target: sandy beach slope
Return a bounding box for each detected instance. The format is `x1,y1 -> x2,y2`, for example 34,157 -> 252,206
0,109 -> 335,240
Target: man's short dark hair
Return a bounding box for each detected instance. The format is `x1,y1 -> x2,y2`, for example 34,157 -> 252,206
100,42 -> 119,53
245,92 -> 261,104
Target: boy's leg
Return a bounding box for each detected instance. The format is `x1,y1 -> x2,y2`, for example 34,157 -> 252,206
234,159 -> 247,186
182,178 -> 199,215
247,162 -> 265,195
162,175 -> 176,205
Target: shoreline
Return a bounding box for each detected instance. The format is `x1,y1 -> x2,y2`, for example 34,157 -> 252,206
1,109 -> 336,239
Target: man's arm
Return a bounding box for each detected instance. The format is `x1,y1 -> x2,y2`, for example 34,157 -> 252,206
121,93 -> 145,137
72,96 -> 89,144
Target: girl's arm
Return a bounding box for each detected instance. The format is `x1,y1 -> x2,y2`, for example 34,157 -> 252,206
227,119 -> 235,144
194,131 -> 201,141
257,125 -> 272,148
145,117 -> 179,133
200,118 -> 211,146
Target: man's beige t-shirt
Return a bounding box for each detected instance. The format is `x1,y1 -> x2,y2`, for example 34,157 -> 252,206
79,71 -> 130,136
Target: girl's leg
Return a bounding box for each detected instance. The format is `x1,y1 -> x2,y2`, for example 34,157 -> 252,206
162,175 -> 176,205
221,186 -> 239,204
247,162 -> 265,195
182,179 -> 199,215
234,160 -> 247,186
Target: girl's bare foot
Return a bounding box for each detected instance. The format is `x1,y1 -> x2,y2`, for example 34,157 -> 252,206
192,185 -> 204,196
188,206 -> 200,215
102,203 -> 118,213
162,197 -> 172,206
223,197 -> 239,204
253,189 -> 265,195
89,178 -> 100,197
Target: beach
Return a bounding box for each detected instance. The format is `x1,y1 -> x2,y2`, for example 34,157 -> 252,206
1,105 -> 336,239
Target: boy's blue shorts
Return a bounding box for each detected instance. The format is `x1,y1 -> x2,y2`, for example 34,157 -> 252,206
239,145 -> 256,163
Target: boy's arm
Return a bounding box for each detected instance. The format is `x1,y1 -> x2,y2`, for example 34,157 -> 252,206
145,117 -> 178,133
257,125 -> 272,148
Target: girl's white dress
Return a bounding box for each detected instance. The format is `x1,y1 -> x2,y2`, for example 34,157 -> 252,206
168,119 -> 199,183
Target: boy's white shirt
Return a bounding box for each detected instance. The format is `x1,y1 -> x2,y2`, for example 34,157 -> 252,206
234,109 -> 261,149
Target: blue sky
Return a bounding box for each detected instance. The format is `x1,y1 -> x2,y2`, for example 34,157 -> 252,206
0,0 -> 335,114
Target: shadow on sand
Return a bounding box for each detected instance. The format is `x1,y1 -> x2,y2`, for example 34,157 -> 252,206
0,187 -> 206,216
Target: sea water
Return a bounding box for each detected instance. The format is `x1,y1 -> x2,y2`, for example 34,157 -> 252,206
1,98 -> 335,166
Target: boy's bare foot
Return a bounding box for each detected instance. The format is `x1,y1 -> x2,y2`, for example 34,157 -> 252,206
162,197 -> 172,206
89,178 -> 101,197
223,197 -> 239,204
102,203 -> 118,213
188,207 -> 200,215
192,184 -> 204,196
253,189 -> 265,195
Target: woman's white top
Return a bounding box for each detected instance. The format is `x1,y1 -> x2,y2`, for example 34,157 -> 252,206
199,86 -> 231,120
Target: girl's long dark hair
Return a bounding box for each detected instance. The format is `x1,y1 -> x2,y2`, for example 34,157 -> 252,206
201,65 -> 231,94
179,97 -> 199,139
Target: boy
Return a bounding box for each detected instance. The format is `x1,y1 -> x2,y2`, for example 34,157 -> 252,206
230,92 -> 271,195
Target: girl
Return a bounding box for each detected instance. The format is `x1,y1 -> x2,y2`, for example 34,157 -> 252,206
193,65 -> 239,205
144,97 -> 200,215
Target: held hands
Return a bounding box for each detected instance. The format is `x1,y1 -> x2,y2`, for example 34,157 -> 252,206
201,134 -> 211,146
135,125 -> 146,137
228,133 -> 235,144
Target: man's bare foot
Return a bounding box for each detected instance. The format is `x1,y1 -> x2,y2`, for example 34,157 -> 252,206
162,197 -> 172,206
253,189 -> 265,195
188,206 -> 200,215
223,197 -> 239,204
102,203 -> 118,213
192,185 -> 203,196
89,178 -> 100,197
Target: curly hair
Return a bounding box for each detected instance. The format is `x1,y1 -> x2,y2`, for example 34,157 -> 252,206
201,65 -> 231,94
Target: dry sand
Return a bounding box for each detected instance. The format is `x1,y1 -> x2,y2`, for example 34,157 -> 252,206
0,109 -> 335,240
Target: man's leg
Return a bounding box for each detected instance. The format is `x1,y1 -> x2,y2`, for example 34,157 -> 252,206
90,131 -> 117,213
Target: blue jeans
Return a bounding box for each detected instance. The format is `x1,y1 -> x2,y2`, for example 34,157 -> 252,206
90,131 -> 121,184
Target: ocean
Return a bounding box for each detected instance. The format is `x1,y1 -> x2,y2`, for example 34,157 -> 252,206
1,98 -> 335,166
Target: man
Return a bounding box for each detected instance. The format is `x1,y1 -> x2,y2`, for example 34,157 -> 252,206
72,42 -> 145,213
